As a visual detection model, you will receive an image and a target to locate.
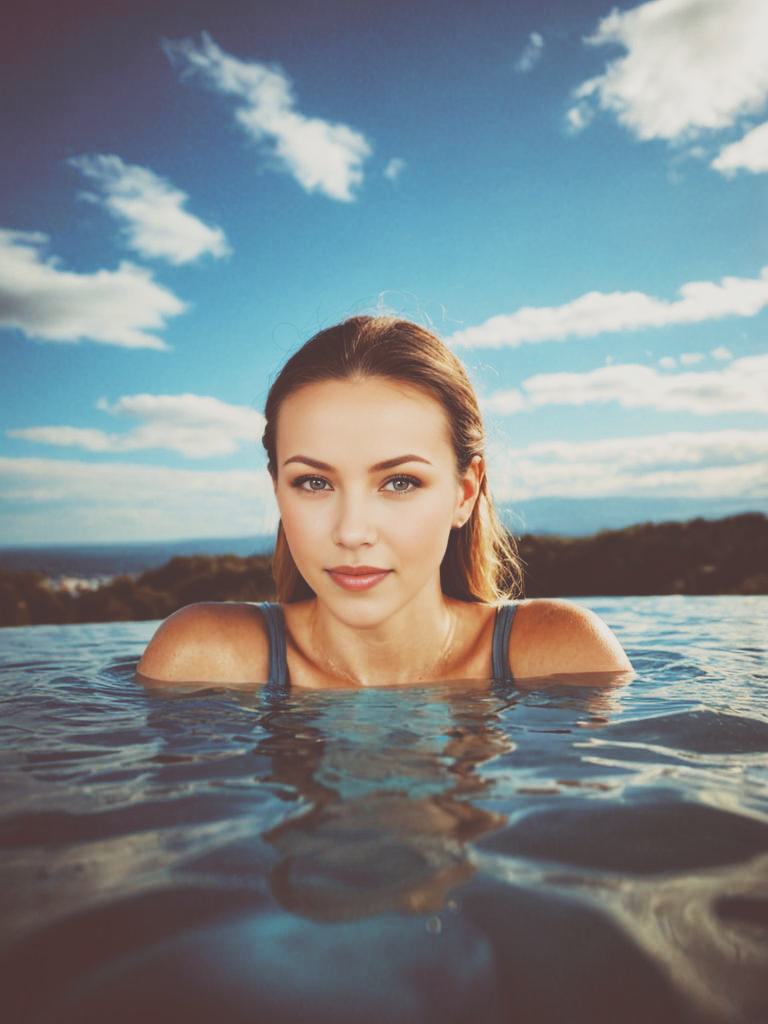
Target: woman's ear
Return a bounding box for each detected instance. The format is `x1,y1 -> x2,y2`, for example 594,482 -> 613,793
453,455 -> 484,527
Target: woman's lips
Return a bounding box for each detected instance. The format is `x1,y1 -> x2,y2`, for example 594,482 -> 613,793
326,569 -> 391,591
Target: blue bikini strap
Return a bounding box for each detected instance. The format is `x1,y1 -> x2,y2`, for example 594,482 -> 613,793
491,601 -> 518,682
256,601 -> 289,693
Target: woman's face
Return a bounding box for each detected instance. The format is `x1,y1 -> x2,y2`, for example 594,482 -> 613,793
273,376 -> 480,624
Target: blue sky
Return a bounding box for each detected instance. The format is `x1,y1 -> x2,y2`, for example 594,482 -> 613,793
2,0 -> 767,544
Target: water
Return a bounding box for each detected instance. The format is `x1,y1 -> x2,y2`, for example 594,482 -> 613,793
1,596 -> 766,1024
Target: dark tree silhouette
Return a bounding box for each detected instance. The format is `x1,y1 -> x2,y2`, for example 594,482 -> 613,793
1,514 -> 765,627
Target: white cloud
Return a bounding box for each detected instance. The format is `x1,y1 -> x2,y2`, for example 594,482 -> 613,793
164,32 -> 372,202
565,104 -> 594,134
9,394 -> 265,458
711,345 -> 733,361
0,456 -> 277,544
70,154 -> 230,265
516,430 -> 768,467
661,347 -> 733,367
383,158 -> 406,182
568,0 -> 768,141
515,31 -> 544,74
486,429 -> 768,502
448,265 -> 768,349
0,229 -> 184,350
712,120 -> 768,175
482,354 -> 768,416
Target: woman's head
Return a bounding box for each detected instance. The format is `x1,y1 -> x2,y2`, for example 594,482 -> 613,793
264,315 -> 524,602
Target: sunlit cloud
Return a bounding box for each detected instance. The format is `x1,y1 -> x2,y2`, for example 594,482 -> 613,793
568,0 -> 768,142
486,429 -> 768,503
9,394 -> 265,458
482,354 -> 768,416
660,348 -> 734,369
448,266 -> 768,349
565,104 -> 594,134
0,229 -> 184,350
69,154 -> 230,265
164,32 -> 372,202
383,158 -> 406,182
515,32 -> 544,74
712,120 -> 768,175
0,456 -> 277,544
711,346 -> 733,361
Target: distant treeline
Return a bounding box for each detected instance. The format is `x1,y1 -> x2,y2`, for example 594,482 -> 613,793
1,513 -> 766,628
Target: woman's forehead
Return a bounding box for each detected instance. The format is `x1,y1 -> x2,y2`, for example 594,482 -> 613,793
277,377 -> 453,457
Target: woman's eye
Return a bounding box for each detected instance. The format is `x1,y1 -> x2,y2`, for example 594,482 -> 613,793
295,476 -> 330,491
290,473 -> 421,493
383,475 -> 420,494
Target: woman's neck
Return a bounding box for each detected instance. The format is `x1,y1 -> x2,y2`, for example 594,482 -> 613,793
306,589 -> 459,686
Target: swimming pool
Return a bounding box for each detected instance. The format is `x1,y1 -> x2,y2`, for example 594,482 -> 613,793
1,596 -> 766,1024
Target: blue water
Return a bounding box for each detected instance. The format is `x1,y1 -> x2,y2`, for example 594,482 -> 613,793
1,596 -> 767,1024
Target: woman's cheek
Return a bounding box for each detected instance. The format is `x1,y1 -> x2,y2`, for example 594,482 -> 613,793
395,497 -> 452,560
280,501 -> 319,557
282,497 -> 331,569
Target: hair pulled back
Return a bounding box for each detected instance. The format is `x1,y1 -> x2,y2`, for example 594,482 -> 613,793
262,315 -> 522,603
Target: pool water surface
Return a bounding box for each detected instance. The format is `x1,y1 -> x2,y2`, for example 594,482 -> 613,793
1,596 -> 767,1023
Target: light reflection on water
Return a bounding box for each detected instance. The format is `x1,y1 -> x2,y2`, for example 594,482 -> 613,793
0,596 -> 766,1024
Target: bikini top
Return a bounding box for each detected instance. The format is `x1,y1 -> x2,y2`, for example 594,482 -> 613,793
255,600 -> 518,694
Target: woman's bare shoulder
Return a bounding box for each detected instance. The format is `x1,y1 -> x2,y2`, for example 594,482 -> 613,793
509,598 -> 633,680
136,601 -> 270,686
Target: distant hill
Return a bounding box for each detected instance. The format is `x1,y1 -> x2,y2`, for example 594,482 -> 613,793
500,496 -> 768,537
1,513 -> 765,627
0,534 -> 276,579
518,512 -> 768,597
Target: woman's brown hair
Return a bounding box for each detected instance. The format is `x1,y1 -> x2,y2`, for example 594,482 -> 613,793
262,316 -> 522,603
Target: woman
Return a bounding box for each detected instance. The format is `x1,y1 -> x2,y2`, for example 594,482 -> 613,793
138,316 -> 631,688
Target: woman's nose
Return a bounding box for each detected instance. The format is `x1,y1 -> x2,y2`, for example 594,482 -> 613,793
331,492 -> 377,548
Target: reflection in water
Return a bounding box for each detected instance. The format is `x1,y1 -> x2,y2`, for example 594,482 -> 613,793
249,685 -> 517,921
128,675 -> 631,929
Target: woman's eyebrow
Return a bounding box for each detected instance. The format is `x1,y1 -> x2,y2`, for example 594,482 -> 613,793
283,454 -> 433,471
